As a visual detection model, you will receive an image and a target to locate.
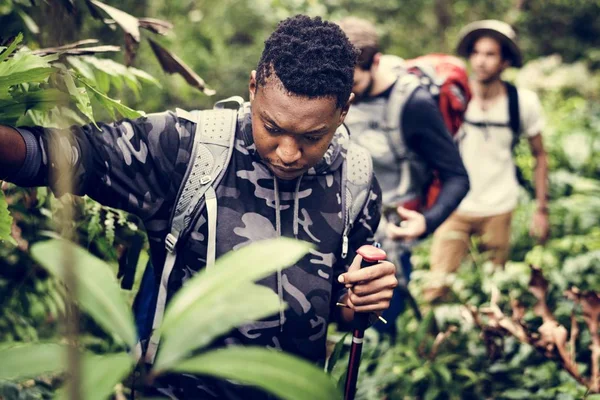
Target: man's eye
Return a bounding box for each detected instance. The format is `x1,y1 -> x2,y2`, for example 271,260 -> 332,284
265,125 -> 282,134
305,136 -> 321,143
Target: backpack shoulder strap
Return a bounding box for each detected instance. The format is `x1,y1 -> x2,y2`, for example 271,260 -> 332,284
504,81 -> 521,149
341,139 -> 374,259
385,72 -> 421,158
145,106 -> 237,364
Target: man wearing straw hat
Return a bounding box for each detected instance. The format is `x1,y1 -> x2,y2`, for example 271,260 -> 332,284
427,20 -> 549,301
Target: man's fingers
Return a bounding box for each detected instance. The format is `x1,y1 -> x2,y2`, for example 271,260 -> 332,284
397,206 -> 418,220
339,261 -> 395,285
386,223 -> 412,240
348,288 -> 394,307
351,275 -> 398,296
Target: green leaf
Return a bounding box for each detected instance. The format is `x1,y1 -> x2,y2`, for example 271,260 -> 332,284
16,9 -> 39,34
0,190 -> 14,245
326,333 -> 349,373
129,66 -> 161,88
171,347 -> 341,400
30,239 -> 137,347
0,342 -> 66,380
415,309 -> 434,348
0,68 -> 54,91
79,78 -> 143,120
501,388 -> 533,399
433,364 -> 452,385
60,69 -> 96,126
155,283 -> 282,369
55,352 -> 133,400
0,33 -> 23,63
155,238 -> 313,369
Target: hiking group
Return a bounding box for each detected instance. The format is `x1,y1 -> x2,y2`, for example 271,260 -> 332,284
0,13 -> 548,399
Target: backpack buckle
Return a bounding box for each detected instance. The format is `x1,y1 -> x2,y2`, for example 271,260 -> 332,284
165,233 -> 178,253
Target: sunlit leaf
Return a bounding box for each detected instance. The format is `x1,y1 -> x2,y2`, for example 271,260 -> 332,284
89,0 -> 140,42
31,239 -> 137,347
79,78 -> 143,120
0,343 -> 66,380
154,238 -> 312,370
172,347 -> 341,400
55,352 -> 133,400
155,283 -> 283,370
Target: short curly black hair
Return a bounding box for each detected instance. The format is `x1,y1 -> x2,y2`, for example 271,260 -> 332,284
256,15 -> 359,109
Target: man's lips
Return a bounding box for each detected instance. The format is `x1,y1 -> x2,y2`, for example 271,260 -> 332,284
270,163 -> 305,176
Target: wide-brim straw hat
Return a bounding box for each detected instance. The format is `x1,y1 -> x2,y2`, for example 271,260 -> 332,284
456,20 -> 523,67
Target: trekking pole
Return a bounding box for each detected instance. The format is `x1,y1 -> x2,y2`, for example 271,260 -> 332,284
344,245 -> 387,400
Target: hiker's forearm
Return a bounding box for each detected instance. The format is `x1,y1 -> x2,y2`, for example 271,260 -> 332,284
0,125 -> 27,181
529,134 -> 549,211
534,150 -> 548,211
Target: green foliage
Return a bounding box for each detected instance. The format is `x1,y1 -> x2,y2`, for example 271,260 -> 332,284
2,238 -> 341,400
31,239 -> 138,348
0,343 -> 67,381
54,352 -> 133,400
155,237 -> 313,370
173,347 -> 341,400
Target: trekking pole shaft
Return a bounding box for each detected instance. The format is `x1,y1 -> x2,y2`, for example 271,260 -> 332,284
344,329 -> 365,400
343,245 -> 387,400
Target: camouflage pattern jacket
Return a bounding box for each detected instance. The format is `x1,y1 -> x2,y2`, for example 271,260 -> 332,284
12,104 -> 382,397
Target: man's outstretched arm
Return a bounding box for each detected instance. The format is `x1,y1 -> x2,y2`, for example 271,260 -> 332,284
0,125 -> 27,180
0,113 -> 191,220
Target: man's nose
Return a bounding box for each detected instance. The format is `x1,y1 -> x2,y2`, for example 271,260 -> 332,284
276,136 -> 302,165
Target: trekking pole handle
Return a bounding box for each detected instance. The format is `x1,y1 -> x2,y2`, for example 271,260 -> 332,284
352,245 -> 387,330
344,244 -> 387,400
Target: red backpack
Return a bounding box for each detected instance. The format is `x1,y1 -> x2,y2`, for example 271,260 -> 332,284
404,54 -> 472,209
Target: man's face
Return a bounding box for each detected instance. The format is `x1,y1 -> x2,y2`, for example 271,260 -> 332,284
352,66 -> 374,103
469,36 -> 509,84
249,71 -> 351,180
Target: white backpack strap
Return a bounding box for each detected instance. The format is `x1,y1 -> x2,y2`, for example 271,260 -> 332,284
145,107 -> 237,364
385,72 -> 420,159
341,142 -> 374,259
214,96 -> 244,110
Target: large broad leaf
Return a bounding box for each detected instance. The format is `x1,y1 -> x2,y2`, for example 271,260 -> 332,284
154,238 -> 312,370
55,352 -> 133,400
0,190 -> 14,245
171,347 -> 341,400
0,343 -> 67,380
155,283 -> 283,370
30,239 -> 137,347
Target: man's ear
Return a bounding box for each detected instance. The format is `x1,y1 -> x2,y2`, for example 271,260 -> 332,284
249,70 -> 257,101
339,93 -> 355,124
371,52 -> 383,71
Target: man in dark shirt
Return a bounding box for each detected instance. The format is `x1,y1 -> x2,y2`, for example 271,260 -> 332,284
338,17 -> 469,338
0,15 -> 398,398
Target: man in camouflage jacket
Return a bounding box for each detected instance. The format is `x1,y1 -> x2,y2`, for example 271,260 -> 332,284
0,15 -> 397,398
